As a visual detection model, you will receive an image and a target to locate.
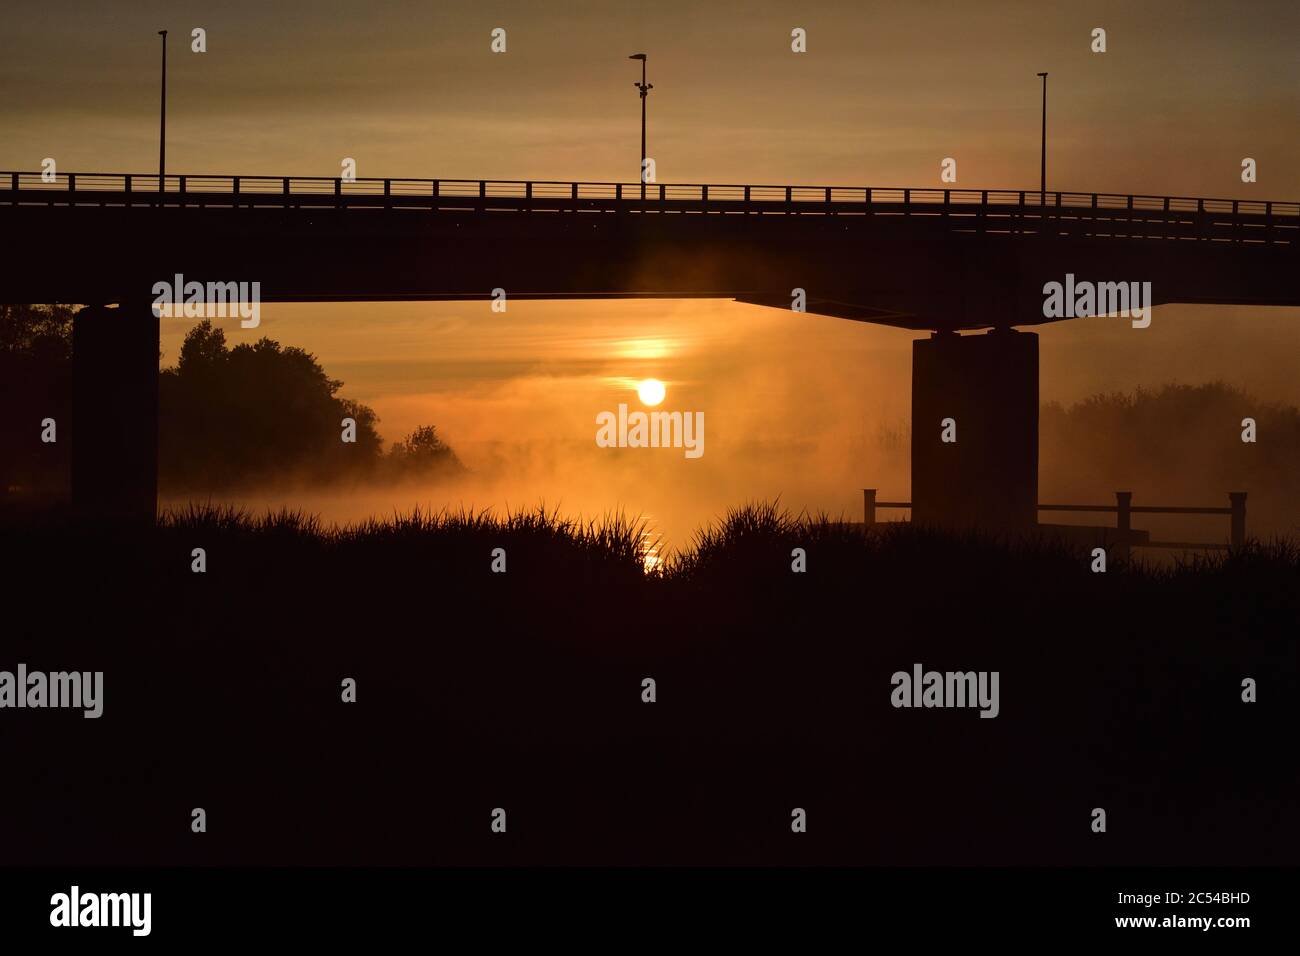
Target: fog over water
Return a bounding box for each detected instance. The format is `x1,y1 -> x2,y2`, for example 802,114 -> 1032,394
159,299 -> 1300,554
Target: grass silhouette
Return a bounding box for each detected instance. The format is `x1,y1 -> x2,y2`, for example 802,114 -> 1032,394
2,501 -> 1295,865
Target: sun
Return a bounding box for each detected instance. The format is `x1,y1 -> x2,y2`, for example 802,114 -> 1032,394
636,378 -> 666,406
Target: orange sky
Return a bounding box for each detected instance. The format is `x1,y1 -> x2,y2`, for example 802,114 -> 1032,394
3,1 -> 1297,196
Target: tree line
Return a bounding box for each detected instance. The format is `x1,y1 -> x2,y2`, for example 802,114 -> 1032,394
0,305 -> 462,499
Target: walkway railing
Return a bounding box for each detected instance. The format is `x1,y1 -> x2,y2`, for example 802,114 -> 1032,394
862,489 -> 1247,555
4,171 -> 1297,245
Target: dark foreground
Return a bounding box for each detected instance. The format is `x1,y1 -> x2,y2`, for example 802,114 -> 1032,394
2,503 -> 1296,865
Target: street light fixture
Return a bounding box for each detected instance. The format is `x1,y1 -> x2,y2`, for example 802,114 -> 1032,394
1036,72 -> 1047,210
159,30 -> 168,195
629,54 -> 652,199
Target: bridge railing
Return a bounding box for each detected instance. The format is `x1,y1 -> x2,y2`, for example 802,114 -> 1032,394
6,170 -> 1297,212
4,172 -> 1297,242
861,489 -> 1247,557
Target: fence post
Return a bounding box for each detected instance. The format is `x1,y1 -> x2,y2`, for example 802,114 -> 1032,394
863,489 -> 877,528
1229,492 -> 1247,548
1114,491 -> 1132,563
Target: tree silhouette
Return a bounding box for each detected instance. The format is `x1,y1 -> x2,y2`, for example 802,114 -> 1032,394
160,320 -> 388,489
387,424 -> 463,477
3,311 -> 462,499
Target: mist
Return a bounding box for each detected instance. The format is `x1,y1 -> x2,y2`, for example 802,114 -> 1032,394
157,299 -> 1300,552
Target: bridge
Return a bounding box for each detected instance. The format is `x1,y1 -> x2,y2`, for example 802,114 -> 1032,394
4,171 -> 1297,325
3,171 -> 1297,528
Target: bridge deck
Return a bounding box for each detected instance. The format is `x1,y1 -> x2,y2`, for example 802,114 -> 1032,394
4,172 -> 1297,324
6,172 -> 1298,246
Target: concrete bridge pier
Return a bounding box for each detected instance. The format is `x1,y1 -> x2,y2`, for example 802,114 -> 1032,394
911,327 -> 1038,531
71,302 -> 158,525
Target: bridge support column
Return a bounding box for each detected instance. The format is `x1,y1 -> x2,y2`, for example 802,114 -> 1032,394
71,303 -> 158,524
911,328 -> 1038,531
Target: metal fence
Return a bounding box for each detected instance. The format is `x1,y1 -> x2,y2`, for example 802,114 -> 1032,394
4,171 -> 1297,244
862,489 -> 1247,555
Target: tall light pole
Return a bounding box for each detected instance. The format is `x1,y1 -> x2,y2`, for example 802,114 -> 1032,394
629,53 -> 652,199
1036,72 -> 1047,209
159,30 -> 168,194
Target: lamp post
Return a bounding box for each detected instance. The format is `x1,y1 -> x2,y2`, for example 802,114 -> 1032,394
1036,71 -> 1047,209
629,54 -> 652,199
159,30 -> 168,195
